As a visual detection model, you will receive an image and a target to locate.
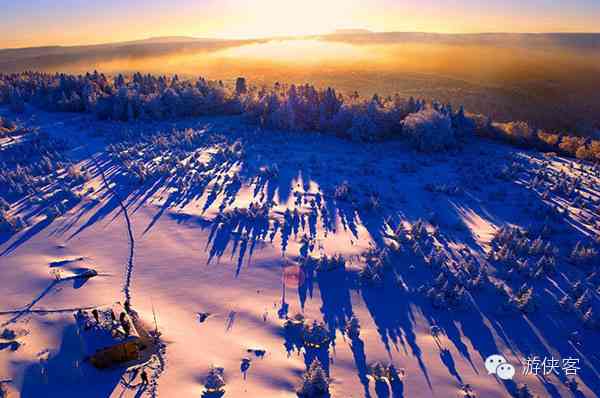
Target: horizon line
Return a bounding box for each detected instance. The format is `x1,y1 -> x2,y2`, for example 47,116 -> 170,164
3,30 -> 600,52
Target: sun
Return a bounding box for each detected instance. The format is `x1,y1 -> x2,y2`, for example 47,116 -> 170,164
212,0 -> 372,39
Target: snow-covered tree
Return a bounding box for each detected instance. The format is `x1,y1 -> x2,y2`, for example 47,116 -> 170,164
297,359 -> 330,398
452,105 -> 475,139
513,286 -> 537,313
401,109 -> 456,152
235,77 -> 247,95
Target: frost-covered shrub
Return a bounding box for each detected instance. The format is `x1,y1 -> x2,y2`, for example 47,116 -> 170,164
0,131 -> 72,201
0,210 -> 23,234
490,225 -> 558,277
204,366 -> 226,393
426,276 -> 467,309
219,202 -> 270,226
570,242 -> 598,267
409,219 -> 430,242
401,109 -> 456,152
512,286 -> 538,313
360,247 -> 391,285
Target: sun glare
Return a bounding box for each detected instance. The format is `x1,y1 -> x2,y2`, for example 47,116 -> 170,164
212,0 -> 370,39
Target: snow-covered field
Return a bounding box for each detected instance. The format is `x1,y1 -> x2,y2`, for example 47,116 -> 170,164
1,106 -> 599,398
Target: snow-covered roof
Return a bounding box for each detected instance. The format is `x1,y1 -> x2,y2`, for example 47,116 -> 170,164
74,303 -> 140,356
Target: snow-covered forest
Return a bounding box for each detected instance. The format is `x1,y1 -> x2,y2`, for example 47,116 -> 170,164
2,72 -> 600,161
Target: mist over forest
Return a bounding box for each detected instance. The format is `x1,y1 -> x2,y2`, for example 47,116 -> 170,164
2,32 -> 600,134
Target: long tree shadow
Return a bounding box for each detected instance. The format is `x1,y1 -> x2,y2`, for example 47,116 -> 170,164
9,117 -> 599,396
0,279 -> 60,327
348,332 -> 372,397
361,275 -> 433,391
315,265 -> 356,346
1,218 -> 52,256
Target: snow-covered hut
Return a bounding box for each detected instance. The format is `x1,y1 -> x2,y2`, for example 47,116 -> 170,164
74,303 -> 143,368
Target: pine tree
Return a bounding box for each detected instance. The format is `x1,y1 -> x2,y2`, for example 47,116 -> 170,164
235,77 -> 247,95
297,359 -> 330,397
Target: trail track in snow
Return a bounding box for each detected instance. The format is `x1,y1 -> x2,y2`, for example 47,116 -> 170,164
92,154 -> 168,398
92,155 -> 136,308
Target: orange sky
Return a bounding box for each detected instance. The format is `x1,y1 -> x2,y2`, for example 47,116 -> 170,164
2,0 -> 599,48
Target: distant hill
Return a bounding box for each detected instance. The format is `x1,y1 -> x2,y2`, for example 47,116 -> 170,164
314,31 -> 600,50
0,36 -> 256,73
120,36 -> 223,45
2,32 -> 600,75
4,32 -> 600,53
332,29 -> 374,35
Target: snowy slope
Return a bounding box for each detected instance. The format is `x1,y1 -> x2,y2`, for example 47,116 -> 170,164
1,107 -> 599,398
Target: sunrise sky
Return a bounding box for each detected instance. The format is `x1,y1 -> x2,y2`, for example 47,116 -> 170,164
2,0 -> 600,49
